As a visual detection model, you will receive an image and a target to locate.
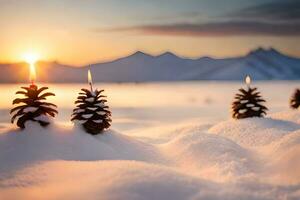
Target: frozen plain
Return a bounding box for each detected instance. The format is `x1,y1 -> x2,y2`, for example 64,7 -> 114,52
0,81 -> 299,200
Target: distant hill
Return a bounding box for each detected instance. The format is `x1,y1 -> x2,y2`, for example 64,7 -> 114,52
0,47 -> 300,83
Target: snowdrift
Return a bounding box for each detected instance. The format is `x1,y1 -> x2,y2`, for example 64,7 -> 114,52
271,110 -> 300,124
262,129 -> 300,184
207,114 -> 300,185
1,160 -> 299,200
208,117 -> 300,146
162,126 -> 255,181
1,111 -> 300,199
0,122 -> 162,175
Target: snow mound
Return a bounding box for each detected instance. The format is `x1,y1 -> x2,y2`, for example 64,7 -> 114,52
163,126 -> 255,180
1,160 -> 299,200
271,110 -> 300,124
270,130 -> 300,153
129,122 -> 212,144
261,130 -> 300,184
0,122 -> 162,175
208,118 -> 300,147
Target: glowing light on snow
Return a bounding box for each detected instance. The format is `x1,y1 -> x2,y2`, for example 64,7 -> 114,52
245,75 -> 251,87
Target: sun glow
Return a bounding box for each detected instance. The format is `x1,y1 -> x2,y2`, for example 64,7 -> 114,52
23,52 -> 39,65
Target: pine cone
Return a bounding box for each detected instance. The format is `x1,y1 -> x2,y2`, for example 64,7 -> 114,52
232,87 -> 268,119
10,85 -> 58,128
290,89 -> 300,109
71,89 -> 112,135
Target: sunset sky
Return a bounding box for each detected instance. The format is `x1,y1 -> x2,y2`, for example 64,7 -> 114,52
0,0 -> 299,66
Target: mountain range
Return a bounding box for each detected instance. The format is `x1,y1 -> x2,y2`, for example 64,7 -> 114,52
1,47 -> 300,83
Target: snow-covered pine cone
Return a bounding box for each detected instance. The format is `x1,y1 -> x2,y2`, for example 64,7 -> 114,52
232,87 -> 268,119
290,89 -> 300,109
10,85 -> 58,128
71,88 -> 112,135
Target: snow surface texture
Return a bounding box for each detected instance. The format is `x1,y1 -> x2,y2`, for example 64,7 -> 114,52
1,110 -> 300,200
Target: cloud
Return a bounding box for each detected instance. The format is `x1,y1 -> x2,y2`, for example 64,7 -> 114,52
232,0 -> 300,22
106,21 -> 300,37
102,0 -> 300,37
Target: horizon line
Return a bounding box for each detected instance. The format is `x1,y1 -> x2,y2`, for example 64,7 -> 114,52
0,47 -> 298,67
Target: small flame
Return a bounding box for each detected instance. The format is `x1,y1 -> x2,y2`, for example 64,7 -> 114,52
29,63 -> 36,85
23,52 -> 39,85
245,75 -> 251,86
88,69 -> 93,85
88,69 -> 93,91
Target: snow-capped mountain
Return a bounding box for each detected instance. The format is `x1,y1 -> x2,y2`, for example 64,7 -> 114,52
0,47 -> 299,83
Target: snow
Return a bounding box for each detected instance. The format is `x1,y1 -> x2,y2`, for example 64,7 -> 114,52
40,104 -> 57,110
87,47 -> 300,82
162,130 -> 253,181
240,100 -> 249,103
0,122 -> 162,175
75,119 -> 87,124
82,114 -> 93,119
251,107 -> 260,111
73,108 -> 84,114
0,82 -> 300,199
208,117 -> 300,146
34,114 -> 51,123
87,107 -> 98,111
97,111 -> 106,115
95,103 -> 106,107
23,106 -> 38,113
271,110 -> 300,124
85,97 -> 95,102
93,119 -> 103,123
238,109 -> 247,113
1,113 -> 300,199
1,48 -> 300,83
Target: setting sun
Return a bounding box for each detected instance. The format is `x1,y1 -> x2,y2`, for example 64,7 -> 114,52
23,52 -> 39,65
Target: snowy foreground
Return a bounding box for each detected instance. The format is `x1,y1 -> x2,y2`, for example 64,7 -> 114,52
0,82 -> 300,199
0,110 -> 300,200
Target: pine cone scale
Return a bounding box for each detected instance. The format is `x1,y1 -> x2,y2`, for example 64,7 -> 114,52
232,87 -> 267,119
11,85 -> 57,129
72,88 -> 112,134
290,89 -> 300,109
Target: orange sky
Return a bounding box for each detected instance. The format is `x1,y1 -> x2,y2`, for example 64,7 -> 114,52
0,0 -> 299,66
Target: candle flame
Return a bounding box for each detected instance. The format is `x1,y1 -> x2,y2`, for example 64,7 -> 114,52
245,75 -> 251,86
88,69 -> 93,85
29,63 -> 36,85
23,52 -> 39,85
88,69 -> 94,92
